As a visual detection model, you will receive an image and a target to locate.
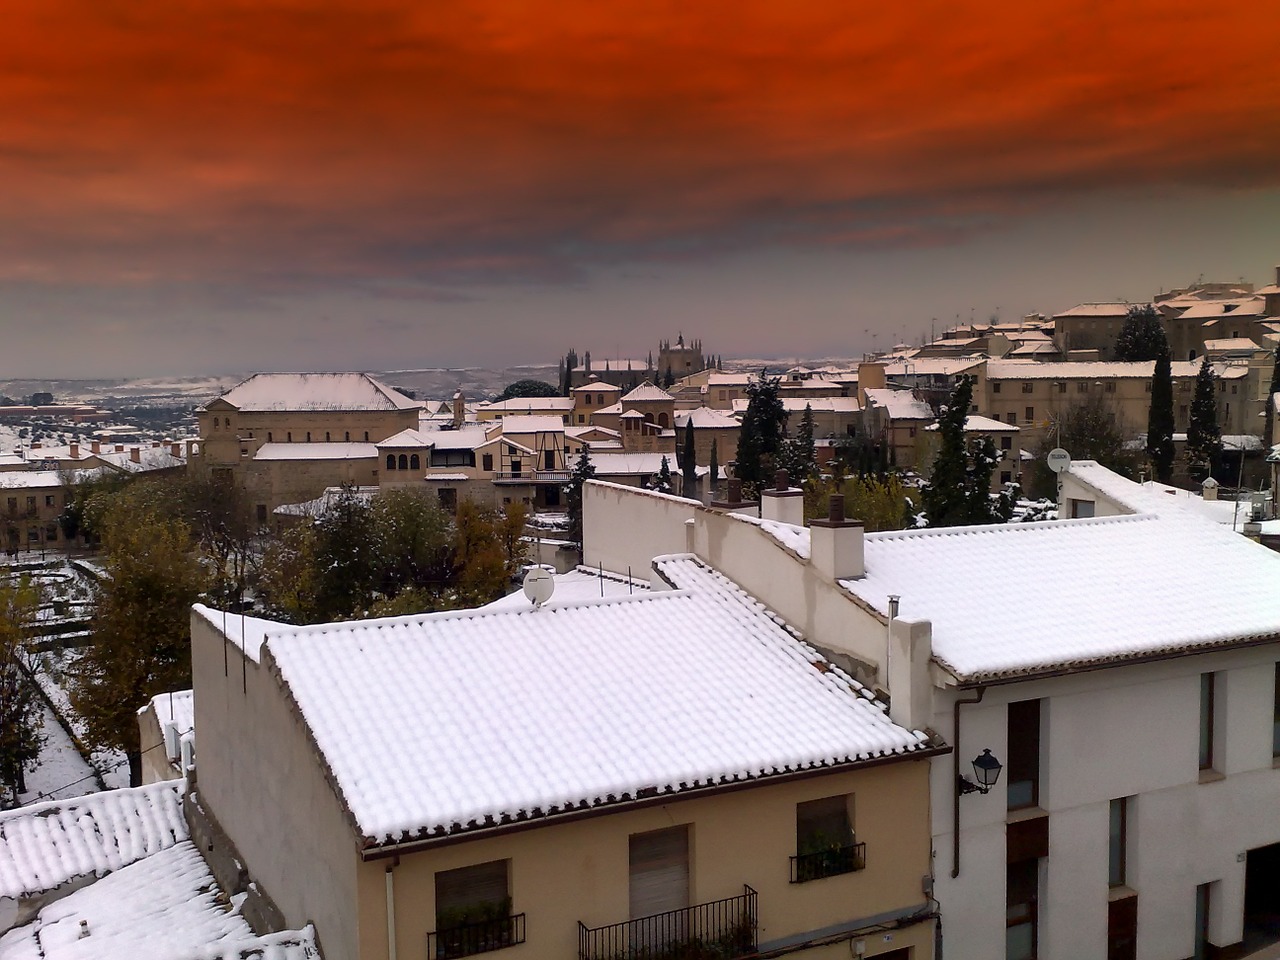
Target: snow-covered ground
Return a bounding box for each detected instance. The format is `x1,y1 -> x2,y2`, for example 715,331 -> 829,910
17,702 -> 103,806
32,647 -> 130,790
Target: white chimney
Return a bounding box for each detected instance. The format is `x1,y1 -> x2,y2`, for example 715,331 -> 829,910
888,616 -> 933,731
809,493 -> 864,581
1201,476 -> 1219,501
760,468 -> 805,526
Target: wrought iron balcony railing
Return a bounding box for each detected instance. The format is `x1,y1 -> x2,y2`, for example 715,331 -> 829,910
578,885 -> 757,960
789,842 -> 866,883
427,912 -> 526,959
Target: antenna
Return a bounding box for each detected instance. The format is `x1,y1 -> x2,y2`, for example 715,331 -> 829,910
522,567 -> 554,608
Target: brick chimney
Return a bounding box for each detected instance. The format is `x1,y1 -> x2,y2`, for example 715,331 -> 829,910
69,442 -> 79,459
760,468 -> 804,526
115,443 -> 124,453
809,493 -> 864,581
91,440 -> 101,454
170,442 -> 181,457
130,446 -> 141,464
708,476 -> 758,516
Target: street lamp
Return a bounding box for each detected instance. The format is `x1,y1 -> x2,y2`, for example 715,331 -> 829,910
958,749 -> 1003,796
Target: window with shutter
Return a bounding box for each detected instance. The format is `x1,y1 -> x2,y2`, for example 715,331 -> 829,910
793,795 -> 860,881
629,825 -> 689,920
435,859 -> 510,928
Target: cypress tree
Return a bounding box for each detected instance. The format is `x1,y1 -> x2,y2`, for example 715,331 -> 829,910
921,375 -> 1006,527
681,417 -> 698,495
734,371 -> 785,497
1146,348 -> 1176,483
565,448 -> 596,549
1186,356 -> 1222,481
1114,304 -> 1169,361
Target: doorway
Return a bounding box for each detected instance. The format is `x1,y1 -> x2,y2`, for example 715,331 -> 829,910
1244,843 -> 1280,951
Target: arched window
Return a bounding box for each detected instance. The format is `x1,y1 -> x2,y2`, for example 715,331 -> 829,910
267,432 -> 273,442
658,413 -> 669,428
287,432 -> 292,442
398,454 -> 408,470
410,454 -> 420,470
387,454 -> 396,470
644,413 -> 655,424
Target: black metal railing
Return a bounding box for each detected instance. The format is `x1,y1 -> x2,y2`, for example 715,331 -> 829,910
789,842 -> 866,883
427,913 -> 526,959
578,885 -> 757,960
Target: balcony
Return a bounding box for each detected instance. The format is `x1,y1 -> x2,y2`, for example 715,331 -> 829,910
578,886 -> 757,960
494,469 -> 571,483
427,913 -> 526,959
789,842 -> 866,884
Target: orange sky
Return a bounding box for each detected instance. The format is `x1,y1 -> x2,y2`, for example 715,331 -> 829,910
1,1 -> 1279,373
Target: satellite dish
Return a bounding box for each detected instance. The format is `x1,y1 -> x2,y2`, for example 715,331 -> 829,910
522,567 -> 555,607
1046,448 -> 1071,474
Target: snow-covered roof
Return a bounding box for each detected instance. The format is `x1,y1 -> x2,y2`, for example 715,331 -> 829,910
594,402 -> 623,415
880,358 -> 982,376
862,389 -> 934,420
1174,297 -> 1264,320
0,782 -> 187,900
985,360 -> 1247,380
252,442 -> 378,462
421,473 -> 471,482
376,428 -> 433,449
498,416 -> 566,435
1053,302 -> 1141,318
209,372 -> 418,412
842,514 -> 1280,683
424,428 -> 490,451
192,606 -> 292,664
566,425 -> 619,440
480,397 -> 574,412
587,453 -> 670,475
571,380 -> 622,393
620,382 -> 675,403
143,691 -> 194,764
95,448 -> 185,474
925,415 -> 1018,433
1203,338 -> 1266,353
0,470 -> 64,489
0,840 -> 321,960
254,557 -> 930,846
481,567 -> 649,611
673,408 -> 740,429
274,485 -> 378,518
1065,460 -> 1241,526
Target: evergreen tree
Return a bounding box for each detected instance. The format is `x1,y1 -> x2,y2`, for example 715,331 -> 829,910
681,418 -> 698,495
734,371 -> 786,497
1186,356 -> 1222,481
652,456 -> 674,494
1265,349 -> 1280,450
70,485 -> 206,785
1114,304 -> 1169,361
495,379 -> 559,401
1146,347 -> 1176,483
921,376 -> 1007,527
663,366 -> 675,388
0,576 -> 43,804
312,486 -> 379,620
565,448 -> 596,549
780,403 -> 817,481
708,439 -> 719,501
1027,393 -> 1139,498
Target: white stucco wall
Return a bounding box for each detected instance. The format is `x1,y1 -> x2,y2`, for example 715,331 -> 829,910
582,479 -> 697,577
191,613 -> 361,960
932,645 -> 1280,960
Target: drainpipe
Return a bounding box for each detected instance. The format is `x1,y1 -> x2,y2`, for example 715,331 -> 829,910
386,863 -> 398,960
951,686 -> 986,879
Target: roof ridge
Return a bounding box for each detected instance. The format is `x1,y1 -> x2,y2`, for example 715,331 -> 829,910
864,513 -> 1152,544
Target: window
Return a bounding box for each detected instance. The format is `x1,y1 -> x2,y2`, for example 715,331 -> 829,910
386,454 -> 396,470
596,394 -> 604,405
793,795 -> 861,882
1007,412 -> 1018,425
45,524 -> 57,542
431,859 -> 521,959
1001,470 -> 1013,485
432,450 -> 477,468
1219,381 -> 1226,394
1231,384 -> 1238,395
345,431 -> 350,441
1105,382 -> 1116,394
325,431 -> 331,441
1200,673 -> 1217,772
287,432 -> 292,442
1021,382 -> 1033,394
1109,797 -> 1132,887
1070,498 -> 1095,519
1024,406 -> 1034,423
398,454 -> 408,470
1001,436 -> 1012,451
544,450 -> 556,470
1272,663 -> 1279,758
267,432 -> 273,442
1007,699 -> 1040,810
44,495 -> 54,507
410,454 -> 420,470
510,459 -> 523,477
256,504 -> 267,525
630,825 -> 689,920
993,382 -> 1002,394
1075,382 -> 1086,394
438,488 -> 458,511
578,414 -> 585,424
306,431 -> 311,441
1007,858 -> 1039,960
26,497 -> 35,510
364,431 -> 369,441
482,453 -> 494,472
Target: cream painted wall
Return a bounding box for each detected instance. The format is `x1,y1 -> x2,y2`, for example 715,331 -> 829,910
582,480 -> 697,576
190,614 -> 361,960
355,760 -> 935,960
